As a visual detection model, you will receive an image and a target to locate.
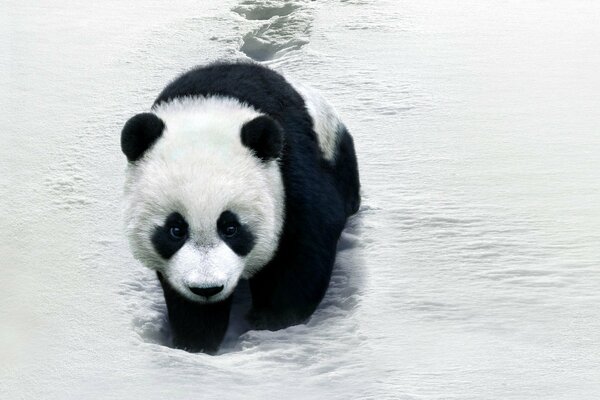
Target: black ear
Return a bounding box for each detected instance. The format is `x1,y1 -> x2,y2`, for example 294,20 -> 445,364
121,113 -> 165,162
241,116 -> 284,161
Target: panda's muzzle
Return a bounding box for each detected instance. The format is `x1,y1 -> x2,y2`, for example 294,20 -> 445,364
189,285 -> 224,298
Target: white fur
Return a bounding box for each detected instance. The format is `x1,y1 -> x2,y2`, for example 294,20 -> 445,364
165,242 -> 243,302
124,96 -> 285,302
291,81 -> 344,161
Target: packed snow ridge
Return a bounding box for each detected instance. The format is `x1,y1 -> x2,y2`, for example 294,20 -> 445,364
234,1 -> 313,61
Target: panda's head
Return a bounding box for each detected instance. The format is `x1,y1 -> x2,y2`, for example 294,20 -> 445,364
121,96 -> 285,303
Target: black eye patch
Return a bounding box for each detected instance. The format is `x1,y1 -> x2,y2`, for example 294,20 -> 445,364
152,212 -> 189,259
217,211 -> 255,256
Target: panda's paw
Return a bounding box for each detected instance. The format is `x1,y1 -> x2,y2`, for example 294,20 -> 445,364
246,308 -> 306,331
245,308 -> 288,331
172,333 -> 224,355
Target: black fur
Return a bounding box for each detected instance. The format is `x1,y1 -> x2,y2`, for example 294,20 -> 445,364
151,212 -> 188,259
217,211 -> 255,256
158,272 -> 230,354
148,62 -> 360,351
331,126 -> 361,216
241,116 -> 284,161
121,113 -> 165,162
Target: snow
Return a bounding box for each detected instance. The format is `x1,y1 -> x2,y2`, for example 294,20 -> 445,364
2,0 -> 600,398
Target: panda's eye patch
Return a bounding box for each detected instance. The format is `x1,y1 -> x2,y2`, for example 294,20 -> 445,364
217,211 -> 255,256
152,212 -> 189,259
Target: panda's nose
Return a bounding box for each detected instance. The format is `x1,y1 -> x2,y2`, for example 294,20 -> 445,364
189,285 -> 224,298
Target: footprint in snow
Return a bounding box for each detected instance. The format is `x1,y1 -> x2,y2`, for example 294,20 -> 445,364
233,1 -> 313,62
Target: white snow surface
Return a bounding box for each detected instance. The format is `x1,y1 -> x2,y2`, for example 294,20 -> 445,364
2,0 -> 600,398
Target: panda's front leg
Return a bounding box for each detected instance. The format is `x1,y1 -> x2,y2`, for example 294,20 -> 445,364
247,253 -> 335,331
157,272 -> 232,354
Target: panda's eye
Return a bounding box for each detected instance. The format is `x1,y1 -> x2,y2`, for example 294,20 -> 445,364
169,225 -> 187,240
222,222 -> 239,238
223,222 -> 238,237
217,211 -> 241,239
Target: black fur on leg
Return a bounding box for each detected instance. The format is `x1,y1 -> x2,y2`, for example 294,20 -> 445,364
248,138 -> 346,330
157,272 -> 232,354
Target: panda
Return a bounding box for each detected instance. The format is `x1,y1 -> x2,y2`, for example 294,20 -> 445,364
121,61 -> 360,354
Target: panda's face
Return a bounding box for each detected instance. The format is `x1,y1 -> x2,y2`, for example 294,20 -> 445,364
122,96 -> 285,303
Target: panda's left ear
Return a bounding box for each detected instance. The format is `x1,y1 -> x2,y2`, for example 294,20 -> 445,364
241,115 -> 284,162
121,113 -> 165,162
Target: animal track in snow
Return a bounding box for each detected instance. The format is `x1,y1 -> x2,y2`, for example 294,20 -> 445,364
234,1 -> 313,61
232,2 -> 300,20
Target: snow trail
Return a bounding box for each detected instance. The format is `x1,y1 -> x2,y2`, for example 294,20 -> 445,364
235,0 -> 313,61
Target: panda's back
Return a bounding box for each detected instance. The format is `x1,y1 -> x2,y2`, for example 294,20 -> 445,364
155,62 -> 310,131
154,62 -> 345,164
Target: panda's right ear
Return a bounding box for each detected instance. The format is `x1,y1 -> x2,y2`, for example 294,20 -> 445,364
121,113 -> 165,162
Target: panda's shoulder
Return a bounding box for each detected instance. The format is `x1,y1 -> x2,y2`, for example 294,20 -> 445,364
287,80 -> 345,162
